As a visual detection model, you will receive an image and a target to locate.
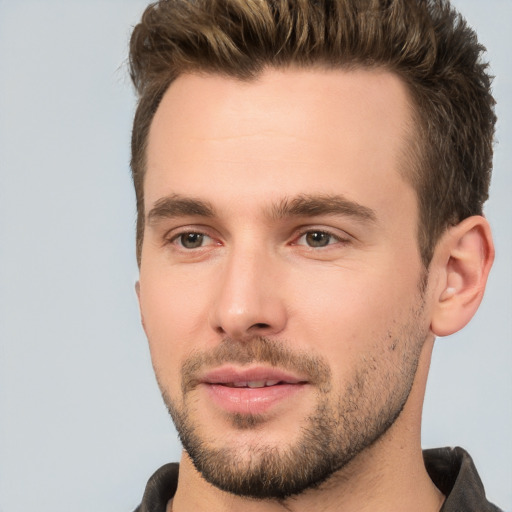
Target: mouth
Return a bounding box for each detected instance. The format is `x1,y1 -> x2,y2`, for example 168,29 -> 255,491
197,366 -> 309,416
200,366 -> 307,387
218,380 -> 288,388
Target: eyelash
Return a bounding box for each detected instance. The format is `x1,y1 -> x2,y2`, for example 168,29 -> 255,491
167,230 -> 216,250
166,227 -> 351,251
292,228 -> 351,248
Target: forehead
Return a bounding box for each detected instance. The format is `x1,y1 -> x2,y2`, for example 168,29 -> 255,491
145,67 -> 416,218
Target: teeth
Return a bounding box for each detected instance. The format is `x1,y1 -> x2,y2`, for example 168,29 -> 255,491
226,380 -> 282,388
247,380 -> 266,388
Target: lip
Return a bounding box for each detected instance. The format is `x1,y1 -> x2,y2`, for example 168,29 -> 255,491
199,365 -> 309,415
202,365 -> 306,386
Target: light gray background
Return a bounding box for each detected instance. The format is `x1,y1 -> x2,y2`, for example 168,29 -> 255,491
0,1 -> 510,511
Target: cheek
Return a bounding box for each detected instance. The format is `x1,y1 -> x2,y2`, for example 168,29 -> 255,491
140,260 -> 212,335
288,261 -> 422,363
138,266 -> 212,390
291,264 -> 404,326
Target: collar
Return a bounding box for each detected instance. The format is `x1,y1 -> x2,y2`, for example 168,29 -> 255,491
135,447 -> 501,511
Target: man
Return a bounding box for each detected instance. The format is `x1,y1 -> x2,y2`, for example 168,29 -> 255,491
129,0 -> 501,510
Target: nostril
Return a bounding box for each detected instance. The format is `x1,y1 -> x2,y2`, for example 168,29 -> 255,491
251,323 -> 271,330
215,325 -> 226,335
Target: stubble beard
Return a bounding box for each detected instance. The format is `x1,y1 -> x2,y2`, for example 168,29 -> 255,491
157,301 -> 427,501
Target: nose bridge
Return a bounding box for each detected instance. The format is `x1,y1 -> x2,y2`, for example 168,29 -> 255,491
210,237 -> 286,339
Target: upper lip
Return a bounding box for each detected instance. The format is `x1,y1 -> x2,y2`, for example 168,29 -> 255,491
200,366 -> 307,386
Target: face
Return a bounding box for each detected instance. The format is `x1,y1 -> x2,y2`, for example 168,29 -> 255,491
138,68 -> 431,499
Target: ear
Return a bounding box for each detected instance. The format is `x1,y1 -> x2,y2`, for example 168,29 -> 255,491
430,216 -> 494,337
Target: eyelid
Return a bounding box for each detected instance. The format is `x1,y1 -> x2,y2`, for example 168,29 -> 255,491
291,226 -> 353,246
172,232 -> 212,248
161,224 -> 353,250
164,225 -> 220,249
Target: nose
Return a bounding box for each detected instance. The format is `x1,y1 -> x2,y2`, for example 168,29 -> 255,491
209,245 -> 288,340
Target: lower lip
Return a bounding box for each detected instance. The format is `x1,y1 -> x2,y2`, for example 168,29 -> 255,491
203,383 -> 306,415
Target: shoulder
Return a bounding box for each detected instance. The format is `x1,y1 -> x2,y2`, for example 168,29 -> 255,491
423,447 -> 502,512
133,463 -> 180,512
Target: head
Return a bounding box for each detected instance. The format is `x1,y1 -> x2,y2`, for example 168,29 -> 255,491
130,0 -> 495,502
130,0 -> 496,268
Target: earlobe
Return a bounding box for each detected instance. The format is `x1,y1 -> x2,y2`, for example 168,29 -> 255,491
430,216 -> 494,337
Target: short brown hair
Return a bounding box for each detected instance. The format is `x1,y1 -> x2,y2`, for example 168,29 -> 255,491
129,0 -> 496,266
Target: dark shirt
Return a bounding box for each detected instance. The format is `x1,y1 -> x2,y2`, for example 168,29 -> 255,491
134,446 -> 502,511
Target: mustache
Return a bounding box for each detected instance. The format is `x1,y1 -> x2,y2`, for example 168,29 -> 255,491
181,337 -> 332,394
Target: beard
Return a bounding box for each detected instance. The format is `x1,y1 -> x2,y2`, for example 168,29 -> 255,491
157,300 -> 427,501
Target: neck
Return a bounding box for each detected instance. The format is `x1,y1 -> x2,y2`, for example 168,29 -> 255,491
170,338 -> 444,512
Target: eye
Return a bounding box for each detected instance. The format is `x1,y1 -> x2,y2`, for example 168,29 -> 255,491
173,232 -> 212,249
297,230 -> 340,248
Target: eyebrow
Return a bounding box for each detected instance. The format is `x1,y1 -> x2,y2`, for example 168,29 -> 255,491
146,192 -> 377,226
147,194 -> 215,225
269,194 -> 377,223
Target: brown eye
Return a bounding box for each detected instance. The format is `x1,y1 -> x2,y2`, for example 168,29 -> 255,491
179,232 -> 205,249
304,231 -> 333,247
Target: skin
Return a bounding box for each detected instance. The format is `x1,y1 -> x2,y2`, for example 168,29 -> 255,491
136,67 -> 494,512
